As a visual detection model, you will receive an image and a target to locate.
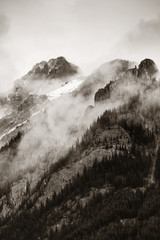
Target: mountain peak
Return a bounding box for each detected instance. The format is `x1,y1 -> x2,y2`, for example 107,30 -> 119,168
138,58 -> 158,78
22,56 -> 78,80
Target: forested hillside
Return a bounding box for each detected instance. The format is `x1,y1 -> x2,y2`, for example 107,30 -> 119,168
0,97 -> 160,239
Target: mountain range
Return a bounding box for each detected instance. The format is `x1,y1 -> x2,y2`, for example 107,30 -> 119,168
0,57 -> 160,240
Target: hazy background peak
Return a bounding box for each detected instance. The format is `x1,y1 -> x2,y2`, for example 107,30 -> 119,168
0,0 -> 160,91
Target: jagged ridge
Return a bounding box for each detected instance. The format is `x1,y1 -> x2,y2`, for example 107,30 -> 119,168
95,58 -> 158,102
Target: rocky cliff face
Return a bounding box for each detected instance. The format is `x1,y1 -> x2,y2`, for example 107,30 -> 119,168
94,80 -> 116,102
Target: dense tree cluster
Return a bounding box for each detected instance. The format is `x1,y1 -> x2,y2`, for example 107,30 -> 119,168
119,119 -> 155,145
0,144 -> 153,240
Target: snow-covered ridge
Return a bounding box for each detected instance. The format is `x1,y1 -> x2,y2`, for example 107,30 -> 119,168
0,77 -> 85,143
47,77 -> 85,100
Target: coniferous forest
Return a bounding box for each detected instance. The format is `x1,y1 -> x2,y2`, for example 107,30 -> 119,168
0,100 -> 160,240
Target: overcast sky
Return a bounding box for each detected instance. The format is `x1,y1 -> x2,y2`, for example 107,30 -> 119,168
0,0 -> 160,91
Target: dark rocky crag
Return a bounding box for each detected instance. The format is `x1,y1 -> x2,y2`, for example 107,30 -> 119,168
138,58 -> 158,79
